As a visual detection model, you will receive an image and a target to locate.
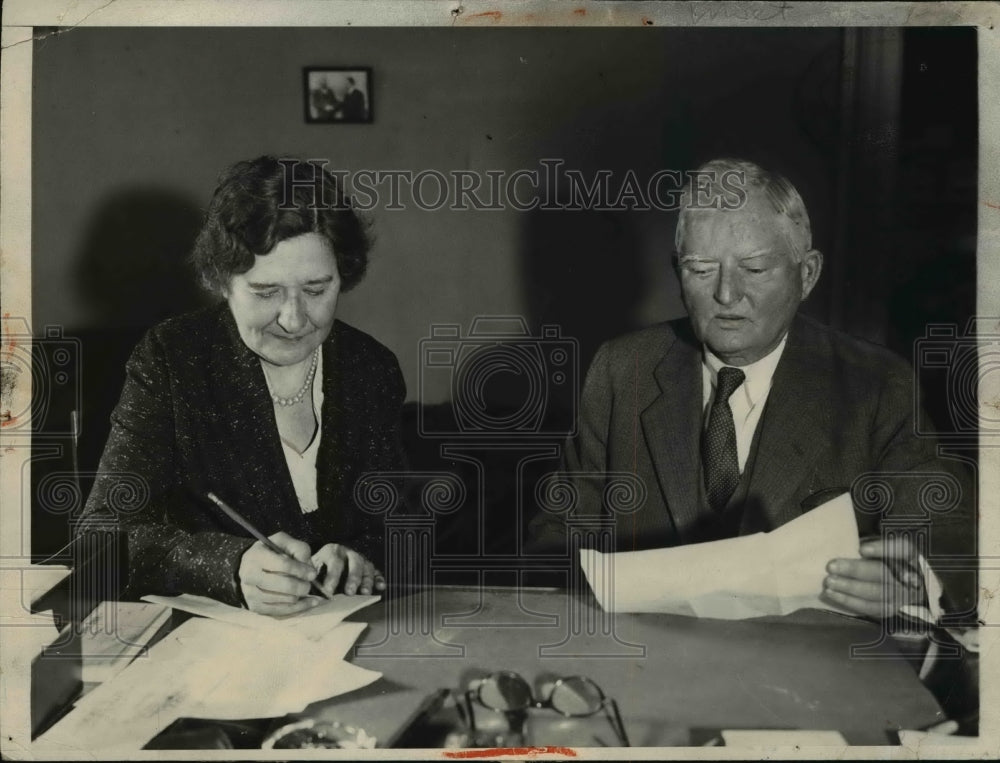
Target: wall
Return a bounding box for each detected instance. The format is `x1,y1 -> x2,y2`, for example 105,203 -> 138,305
32,26 -> 841,403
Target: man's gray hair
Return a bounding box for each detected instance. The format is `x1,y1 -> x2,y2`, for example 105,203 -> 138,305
675,158 -> 813,258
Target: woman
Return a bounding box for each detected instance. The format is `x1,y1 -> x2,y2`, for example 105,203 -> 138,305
81,156 -> 406,615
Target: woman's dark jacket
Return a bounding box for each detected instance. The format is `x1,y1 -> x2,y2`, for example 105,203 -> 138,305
80,304 -> 407,606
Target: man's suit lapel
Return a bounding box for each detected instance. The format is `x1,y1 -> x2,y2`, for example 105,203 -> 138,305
640,326 -> 704,542
207,308 -> 309,539
746,317 -> 833,529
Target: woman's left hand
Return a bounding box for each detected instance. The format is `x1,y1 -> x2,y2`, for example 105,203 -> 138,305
311,543 -> 387,596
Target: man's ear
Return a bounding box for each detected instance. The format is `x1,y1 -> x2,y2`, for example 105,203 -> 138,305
799,249 -> 823,300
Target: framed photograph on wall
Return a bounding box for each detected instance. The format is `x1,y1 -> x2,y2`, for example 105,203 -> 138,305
304,67 -> 373,123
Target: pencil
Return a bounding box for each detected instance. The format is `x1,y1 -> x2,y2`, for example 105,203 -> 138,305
206,491 -> 332,600
70,411 -> 82,508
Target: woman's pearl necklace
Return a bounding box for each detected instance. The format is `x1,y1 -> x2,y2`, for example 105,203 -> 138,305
266,348 -> 319,407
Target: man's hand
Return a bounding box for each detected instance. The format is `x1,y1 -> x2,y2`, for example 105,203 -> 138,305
823,536 -> 926,619
238,532 -> 319,615
311,543 -> 386,597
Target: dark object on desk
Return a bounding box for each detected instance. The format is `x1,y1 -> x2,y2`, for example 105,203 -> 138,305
391,688 -> 452,747
144,717 -> 271,749
30,632 -> 81,739
921,640 -> 979,735
30,533 -> 128,738
143,726 -> 233,750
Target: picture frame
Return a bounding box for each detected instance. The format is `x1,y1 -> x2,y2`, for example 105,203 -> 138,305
303,67 -> 373,124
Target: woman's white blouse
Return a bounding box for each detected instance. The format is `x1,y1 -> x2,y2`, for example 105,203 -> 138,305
276,348 -> 323,514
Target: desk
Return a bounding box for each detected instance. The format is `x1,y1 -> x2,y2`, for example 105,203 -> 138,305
35,585 -> 949,750
294,585 -> 943,747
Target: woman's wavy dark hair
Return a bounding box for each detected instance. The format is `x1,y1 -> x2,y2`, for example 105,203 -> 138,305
191,156 -> 370,295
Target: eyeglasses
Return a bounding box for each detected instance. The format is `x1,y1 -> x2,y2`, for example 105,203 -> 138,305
459,671 -> 630,747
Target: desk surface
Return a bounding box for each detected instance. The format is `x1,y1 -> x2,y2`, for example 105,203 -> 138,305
299,585 -> 943,747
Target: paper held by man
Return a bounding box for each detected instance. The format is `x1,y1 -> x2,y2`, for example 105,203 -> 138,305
580,493 -> 861,619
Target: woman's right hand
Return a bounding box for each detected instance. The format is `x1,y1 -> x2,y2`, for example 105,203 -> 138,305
237,532 -> 319,615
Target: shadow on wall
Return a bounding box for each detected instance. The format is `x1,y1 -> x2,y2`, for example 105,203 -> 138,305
887,240 -> 978,440
69,186 -> 211,475
32,188 -> 210,559
387,206 -> 648,560
73,186 -> 209,329
519,205 -> 647,387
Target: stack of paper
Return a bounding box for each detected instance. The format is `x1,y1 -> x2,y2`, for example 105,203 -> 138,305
580,493 -> 861,619
71,602 -> 172,685
35,594 -> 381,753
140,592 -> 380,642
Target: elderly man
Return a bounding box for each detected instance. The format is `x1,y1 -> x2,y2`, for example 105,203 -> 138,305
529,158 -> 975,620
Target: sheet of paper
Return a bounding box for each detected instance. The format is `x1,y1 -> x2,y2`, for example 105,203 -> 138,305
152,617 -> 369,664
170,619 -> 380,721
721,729 -> 849,746
277,595 -> 381,641
35,616 -> 380,754
767,492 -> 861,613
580,493 -> 860,619
142,592 -> 379,640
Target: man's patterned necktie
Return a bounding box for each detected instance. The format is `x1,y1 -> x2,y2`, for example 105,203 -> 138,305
702,366 -> 745,512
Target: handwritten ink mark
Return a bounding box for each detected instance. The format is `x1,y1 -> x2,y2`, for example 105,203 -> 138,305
1,0 -> 119,50
690,1 -> 792,25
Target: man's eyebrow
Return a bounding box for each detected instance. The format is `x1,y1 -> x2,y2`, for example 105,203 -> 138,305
678,250 -> 779,261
